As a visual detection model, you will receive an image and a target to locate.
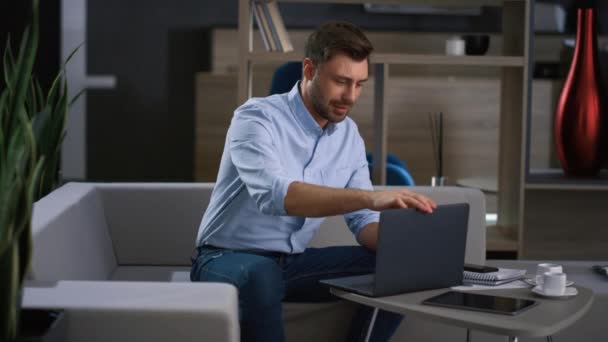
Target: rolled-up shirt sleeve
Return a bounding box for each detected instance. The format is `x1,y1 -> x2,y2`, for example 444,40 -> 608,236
228,107 -> 296,216
343,136 -> 380,242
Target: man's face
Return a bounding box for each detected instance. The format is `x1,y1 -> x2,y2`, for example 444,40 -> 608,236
307,54 -> 369,124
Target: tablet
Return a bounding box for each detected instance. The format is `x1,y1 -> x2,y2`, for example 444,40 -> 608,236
422,291 -> 538,316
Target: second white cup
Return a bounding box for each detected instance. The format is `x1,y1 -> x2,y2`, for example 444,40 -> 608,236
542,272 -> 567,296
536,263 -> 563,285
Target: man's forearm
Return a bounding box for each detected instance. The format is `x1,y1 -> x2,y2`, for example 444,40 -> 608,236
284,181 -> 372,217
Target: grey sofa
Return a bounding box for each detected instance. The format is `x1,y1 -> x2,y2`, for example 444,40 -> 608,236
24,182 -> 487,341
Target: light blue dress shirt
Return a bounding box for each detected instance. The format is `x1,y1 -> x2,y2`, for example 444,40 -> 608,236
196,82 -> 379,253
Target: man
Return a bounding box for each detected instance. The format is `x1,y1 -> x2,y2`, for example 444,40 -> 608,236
191,21 -> 436,342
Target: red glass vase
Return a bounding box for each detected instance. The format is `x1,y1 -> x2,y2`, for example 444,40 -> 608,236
554,7 -> 607,177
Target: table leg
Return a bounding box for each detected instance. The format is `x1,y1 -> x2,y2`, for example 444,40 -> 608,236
466,329 -> 471,342
364,307 -> 379,342
508,337 -> 518,342
547,336 -> 554,342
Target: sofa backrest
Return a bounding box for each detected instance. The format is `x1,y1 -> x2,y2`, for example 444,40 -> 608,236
30,183 -> 117,281
95,183 -> 213,266
96,183 -> 485,266
31,183 -> 486,275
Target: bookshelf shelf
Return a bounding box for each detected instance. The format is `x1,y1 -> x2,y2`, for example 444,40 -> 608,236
247,51 -> 525,67
525,169 -> 608,191
373,53 -> 525,66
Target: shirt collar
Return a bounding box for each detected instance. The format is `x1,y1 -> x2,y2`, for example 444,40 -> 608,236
288,82 -> 338,136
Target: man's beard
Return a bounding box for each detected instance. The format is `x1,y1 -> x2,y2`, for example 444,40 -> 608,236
310,77 -> 352,124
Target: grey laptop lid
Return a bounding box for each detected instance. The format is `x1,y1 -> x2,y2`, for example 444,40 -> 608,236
320,203 -> 469,297
373,203 -> 469,296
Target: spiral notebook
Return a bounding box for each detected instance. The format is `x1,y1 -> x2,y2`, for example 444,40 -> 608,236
463,268 -> 526,286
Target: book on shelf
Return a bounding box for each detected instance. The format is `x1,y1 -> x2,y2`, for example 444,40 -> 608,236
252,2 -> 272,51
251,0 -> 293,52
463,267 -> 526,286
260,0 -> 283,51
266,0 -> 293,52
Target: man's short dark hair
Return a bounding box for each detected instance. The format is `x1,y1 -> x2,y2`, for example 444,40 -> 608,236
305,21 -> 374,66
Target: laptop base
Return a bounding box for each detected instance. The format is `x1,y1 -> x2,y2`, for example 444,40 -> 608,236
320,274 -> 375,297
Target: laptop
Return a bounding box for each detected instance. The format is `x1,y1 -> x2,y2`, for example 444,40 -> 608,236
320,203 -> 469,297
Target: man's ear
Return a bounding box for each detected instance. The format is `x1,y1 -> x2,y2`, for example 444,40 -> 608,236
302,58 -> 316,82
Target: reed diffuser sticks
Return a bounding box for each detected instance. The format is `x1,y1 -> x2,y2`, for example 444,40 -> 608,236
428,112 -> 444,179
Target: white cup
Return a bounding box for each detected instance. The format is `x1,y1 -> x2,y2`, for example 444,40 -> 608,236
445,37 -> 465,56
536,263 -> 563,285
541,272 -> 567,296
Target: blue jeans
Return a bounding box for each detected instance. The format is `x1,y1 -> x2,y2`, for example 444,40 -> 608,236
190,245 -> 403,342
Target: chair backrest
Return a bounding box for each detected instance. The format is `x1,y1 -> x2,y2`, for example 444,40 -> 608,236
367,152 -> 409,172
269,62 -> 302,95
386,163 -> 415,186
366,153 -> 415,186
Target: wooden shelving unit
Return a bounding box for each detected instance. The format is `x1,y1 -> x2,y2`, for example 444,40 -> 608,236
238,0 -> 534,257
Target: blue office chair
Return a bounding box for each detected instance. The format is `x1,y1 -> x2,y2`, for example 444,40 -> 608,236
385,163 -> 415,186
269,62 -> 302,95
367,153 -> 415,186
366,152 -> 410,173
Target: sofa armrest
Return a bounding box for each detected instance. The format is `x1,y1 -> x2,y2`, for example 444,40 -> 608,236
22,281 -> 239,342
31,183 -> 117,281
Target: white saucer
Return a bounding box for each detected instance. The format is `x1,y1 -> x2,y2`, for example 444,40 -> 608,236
523,277 -> 574,287
532,286 -> 578,299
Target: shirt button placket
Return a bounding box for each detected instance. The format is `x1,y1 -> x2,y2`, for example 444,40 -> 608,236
303,169 -> 310,181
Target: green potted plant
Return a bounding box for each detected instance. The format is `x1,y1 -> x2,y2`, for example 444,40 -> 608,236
1,0 -> 78,340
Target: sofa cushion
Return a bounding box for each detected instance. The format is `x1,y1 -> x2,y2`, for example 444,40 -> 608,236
110,266 -> 191,282
31,183 -> 117,281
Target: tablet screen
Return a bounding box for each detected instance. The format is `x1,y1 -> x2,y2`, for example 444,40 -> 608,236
422,291 -> 538,316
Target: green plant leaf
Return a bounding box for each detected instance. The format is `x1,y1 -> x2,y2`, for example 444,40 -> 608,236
2,36 -> 15,94
0,183 -> 19,256
34,78 -> 44,113
0,125 -> 5,162
15,158 -> 43,243
64,41 -> 83,67
0,243 -> 21,338
8,26 -> 33,118
45,71 -> 61,108
8,0 -> 39,133
26,77 -> 37,118
69,88 -> 85,107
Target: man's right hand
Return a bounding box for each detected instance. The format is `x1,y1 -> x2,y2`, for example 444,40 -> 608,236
367,189 -> 436,214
